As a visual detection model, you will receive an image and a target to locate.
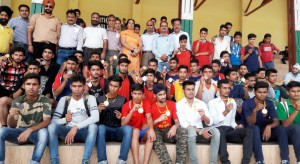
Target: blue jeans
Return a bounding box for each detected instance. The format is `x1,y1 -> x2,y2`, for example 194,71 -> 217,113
157,61 -> 169,72
56,49 -> 76,65
48,123 -> 98,164
0,127 -> 48,164
287,124 -> 300,160
96,125 -> 133,162
262,61 -> 274,69
251,125 -> 289,162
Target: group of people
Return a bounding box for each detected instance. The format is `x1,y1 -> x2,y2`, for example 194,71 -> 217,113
0,0 -> 300,164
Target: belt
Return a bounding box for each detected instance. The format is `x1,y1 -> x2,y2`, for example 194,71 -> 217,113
34,41 -> 55,45
142,51 -> 152,53
83,47 -> 103,51
59,47 -> 76,50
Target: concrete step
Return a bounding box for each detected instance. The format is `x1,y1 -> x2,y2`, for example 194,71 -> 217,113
4,142 -> 297,164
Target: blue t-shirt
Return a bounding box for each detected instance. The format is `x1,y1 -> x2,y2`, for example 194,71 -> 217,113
165,74 -> 179,82
230,43 -> 242,66
241,98 -> 277,131
229,84 -> 244,99
56,76 -> 72,101
189,75 -> 201,82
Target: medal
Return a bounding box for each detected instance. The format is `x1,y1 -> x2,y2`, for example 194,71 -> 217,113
163,66 -> 167,70
16,102 -> 24,110
101,60 -> 105,64
5,54 -> 10,58
113,55 -> 118,60
165,110 -> 170,116
168,78 -> 173,83
262,108 -> 268,115
143,66 -> 147,70
228,98 -> 235,104
138,107 -> 144,113
103,100 -> 109,106
241,78 -> 245,82
87,82 -> 92,87
67,70 -> 73,75
142,76 -> 147,82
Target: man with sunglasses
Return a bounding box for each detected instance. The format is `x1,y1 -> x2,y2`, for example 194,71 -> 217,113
27,0 -> 61,59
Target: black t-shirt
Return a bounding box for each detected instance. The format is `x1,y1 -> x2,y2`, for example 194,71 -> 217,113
89,82 -> 104,98
96,95 -> 126,127
39,62 -> 61,98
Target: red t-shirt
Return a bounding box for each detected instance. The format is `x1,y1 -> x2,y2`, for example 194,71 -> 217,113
192,40 -> 213,68
259,43 -> 279,62
151,100 -> 178,128
175,50 -> 191,69
144,86 -> 156,105
118,75 -> 130,101
121,99 -> 151,129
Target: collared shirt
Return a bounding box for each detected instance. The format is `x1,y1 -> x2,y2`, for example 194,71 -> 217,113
208,97 -> 238,128
277,99 -> 300,124
0,25 -> 13,53
0,60 -> 26,92
176,97 -> 213,128
141,32 -> 158,51
171,30 -> 191,50
83,25 -> 108,48
107,29 -> 121,51
59,23 -> 83,50
8,16 -> 29,44
283,72 -> 300,85
152,34 -> 174,62
28,13 -> 61,44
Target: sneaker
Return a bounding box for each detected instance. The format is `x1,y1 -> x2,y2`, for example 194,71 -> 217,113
117,159 -> 126,164
98,161 -> 108,164
256,161 -> 265,164
281,160 -> 289,164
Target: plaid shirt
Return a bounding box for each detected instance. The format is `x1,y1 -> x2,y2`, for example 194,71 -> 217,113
0,60 -> 26,92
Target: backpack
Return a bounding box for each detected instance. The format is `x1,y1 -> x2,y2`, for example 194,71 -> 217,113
61,94 -> 90,118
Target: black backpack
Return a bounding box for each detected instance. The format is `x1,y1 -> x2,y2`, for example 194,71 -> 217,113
61,94 -> 90,118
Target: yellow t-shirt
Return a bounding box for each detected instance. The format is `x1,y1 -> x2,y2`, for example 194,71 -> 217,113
174,80 -> 185,102
0,25 -> 13,53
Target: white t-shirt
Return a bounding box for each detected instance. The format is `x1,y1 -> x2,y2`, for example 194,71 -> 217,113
83,25 -> 108,48
212,36 -> 231,59
67,97 -> 88,127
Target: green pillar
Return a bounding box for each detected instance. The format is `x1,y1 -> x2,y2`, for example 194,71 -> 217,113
180,0 -> 194,44
30,0 -> 43,16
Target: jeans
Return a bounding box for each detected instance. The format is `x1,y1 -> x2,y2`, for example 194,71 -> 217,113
97,125 -> 133,163
287,124 -> 300,160
0,127 -> 48,163
217,126 -> 253,164
56,49 -> 76,65
250,125 -> 289,162
187,127 -> 220,164
262,61 -> 274,69
48,123 -> 98,164
157,61 -> 169,72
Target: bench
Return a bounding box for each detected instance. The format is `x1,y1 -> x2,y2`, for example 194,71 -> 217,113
5,142 -> 297,164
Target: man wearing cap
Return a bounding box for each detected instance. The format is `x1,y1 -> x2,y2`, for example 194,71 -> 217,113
152,83 -> 188,164
0,6 -> 14,56
28,0 -> 61,59
283,64 -> 300,86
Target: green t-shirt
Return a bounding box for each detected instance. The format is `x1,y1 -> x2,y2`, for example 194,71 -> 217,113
276,99 -> 300,124
12,94 -> 52,128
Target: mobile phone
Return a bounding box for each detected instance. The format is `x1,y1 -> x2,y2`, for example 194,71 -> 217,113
207,130 -> 212,135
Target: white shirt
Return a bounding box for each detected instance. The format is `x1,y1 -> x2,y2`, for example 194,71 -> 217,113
208,97 -> 237,129
83,25 -> 108,48
59,23 -> 83,50
176,98 -> 212,128
141,32 -> 158,51
212,36 -> 231,59
171,30 -> 191,50
283,72 -> 300,85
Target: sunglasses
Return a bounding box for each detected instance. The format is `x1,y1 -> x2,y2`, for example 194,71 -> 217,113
45,5 -> 53,9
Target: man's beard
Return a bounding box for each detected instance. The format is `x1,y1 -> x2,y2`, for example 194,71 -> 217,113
44,9 -> 52,14
91,21 -> 99,26
0,18 -> 8,26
